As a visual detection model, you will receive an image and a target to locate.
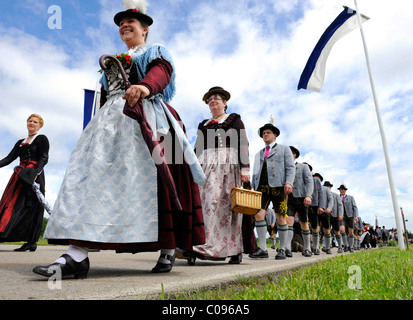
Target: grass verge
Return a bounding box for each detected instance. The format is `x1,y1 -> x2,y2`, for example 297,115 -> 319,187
168,247 -> 412,300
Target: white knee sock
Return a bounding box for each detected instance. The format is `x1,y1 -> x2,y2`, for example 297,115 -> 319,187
159,249 -> 175,264
54,245 -> 89,264
341,233 -> 348,247
286,226 -> 294,251
336,234 -> 342,248
312,231 -> 319,249
324,233 -> 331,249
256,220 -> 268,251
278,224 -> 288,251
302,229 -> 311,251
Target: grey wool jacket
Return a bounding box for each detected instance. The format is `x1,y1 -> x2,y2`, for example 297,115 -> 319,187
252,143 -> 295,190
291,162 -> 314,198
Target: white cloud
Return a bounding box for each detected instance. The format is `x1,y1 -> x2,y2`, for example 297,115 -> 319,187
0,26 -> 99,208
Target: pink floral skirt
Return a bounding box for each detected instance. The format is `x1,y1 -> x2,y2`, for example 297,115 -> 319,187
193,148 -> 243,258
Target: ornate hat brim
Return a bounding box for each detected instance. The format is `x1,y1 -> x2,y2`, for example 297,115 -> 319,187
114,10 -> 153,26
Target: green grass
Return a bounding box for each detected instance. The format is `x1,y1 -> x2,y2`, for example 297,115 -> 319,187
168,247 -> 412,300
2,238 -> 49,246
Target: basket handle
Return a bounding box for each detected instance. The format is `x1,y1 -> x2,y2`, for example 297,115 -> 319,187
242,181 -> 254,190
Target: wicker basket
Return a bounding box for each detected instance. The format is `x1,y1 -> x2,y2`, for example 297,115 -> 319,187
230,187 -> 262,215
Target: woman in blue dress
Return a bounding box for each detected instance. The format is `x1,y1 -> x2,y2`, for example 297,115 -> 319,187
33,0 -> 205,278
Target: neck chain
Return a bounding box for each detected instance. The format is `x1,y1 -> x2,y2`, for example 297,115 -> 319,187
213,113 -> 226,119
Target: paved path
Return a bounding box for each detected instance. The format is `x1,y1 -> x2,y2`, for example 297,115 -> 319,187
1,244 -> 349,300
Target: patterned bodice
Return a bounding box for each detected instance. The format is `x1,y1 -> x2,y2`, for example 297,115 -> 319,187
105,62 -> 139,97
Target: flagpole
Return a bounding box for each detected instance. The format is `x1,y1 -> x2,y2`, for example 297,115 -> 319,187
353,0 -> 405,250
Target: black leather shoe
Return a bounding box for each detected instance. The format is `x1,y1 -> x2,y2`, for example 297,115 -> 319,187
187,256 -> 196,266
14,243 -> 37,252
151,252 -> 176,273
228,253 -> 243,264
183,251 -> 197,266
302,249 -> 312,257
285,249 -> 293,258
32,254 -> 89,279
275,249 -> 286,260
176,249 -> 196,265
248,248 -> 269,259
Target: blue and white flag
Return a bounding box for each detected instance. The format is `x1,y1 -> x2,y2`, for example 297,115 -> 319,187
83,89 -> 100,129
298,6 -> 369,92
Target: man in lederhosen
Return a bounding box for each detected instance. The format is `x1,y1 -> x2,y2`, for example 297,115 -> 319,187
338,184 -> 359,252
251,120 -> 295,260
307,171 -> 326,255
318,178 -> 333,254
285,145 -> 313,257
323,181 -> 344,253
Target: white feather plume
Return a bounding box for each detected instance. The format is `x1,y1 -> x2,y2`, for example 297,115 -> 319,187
123,0 -> 149,12
269,114 -> 276,126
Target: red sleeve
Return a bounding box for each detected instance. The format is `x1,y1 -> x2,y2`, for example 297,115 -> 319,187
139,58 -> 173,97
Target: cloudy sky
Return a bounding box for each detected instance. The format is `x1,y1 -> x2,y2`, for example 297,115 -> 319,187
0,0 -> 412,233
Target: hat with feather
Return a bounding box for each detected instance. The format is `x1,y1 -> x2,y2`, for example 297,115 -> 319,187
258,115 -> 280,137
338,182 -> 348,190
114,0 -> 153,26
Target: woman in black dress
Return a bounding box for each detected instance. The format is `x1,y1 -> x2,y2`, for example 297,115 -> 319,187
0,114 -> 49,251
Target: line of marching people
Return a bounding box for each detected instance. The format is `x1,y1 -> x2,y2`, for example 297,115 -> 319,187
249,140 -> 362,260
0,0 -> 382,280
